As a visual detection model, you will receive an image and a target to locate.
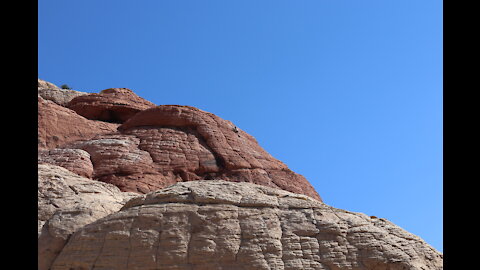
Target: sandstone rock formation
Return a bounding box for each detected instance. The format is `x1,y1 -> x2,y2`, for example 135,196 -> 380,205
38,80 -> 321,200
50,180 -> 443,270
38,79 -> 60,89
66,88 -> 156,123
38,96 -> 119,149
38,79 -> 89,106
38,148 -> 94,178
38,164 -> 138,270
38,79 -> 442,270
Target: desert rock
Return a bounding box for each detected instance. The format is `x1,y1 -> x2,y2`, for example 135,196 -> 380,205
38,164 -> 139,270
118,105 -> 321,201
38,96 -> 119,149
51,180 -> 443,270
38,79 -> 320,200
66,88 -> 156,123
38,79 -> 442,270
38,79 -> 89,106
38,148 -> 94,178
38,79 -> 61,89
55,104 -> 321,200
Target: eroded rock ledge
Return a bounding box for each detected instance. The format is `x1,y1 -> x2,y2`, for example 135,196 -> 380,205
51,180 -> 443,270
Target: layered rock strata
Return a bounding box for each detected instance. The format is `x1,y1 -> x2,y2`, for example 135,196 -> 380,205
50,180 -> 443,270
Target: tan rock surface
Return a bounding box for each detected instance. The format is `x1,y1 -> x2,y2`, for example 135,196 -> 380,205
51,180 -> 443,270
38,164 -> 139,270
38,79 -> 61,89
38,79 -> 89,106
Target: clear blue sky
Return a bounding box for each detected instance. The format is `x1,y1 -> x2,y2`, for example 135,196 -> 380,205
38,0 -> 443,252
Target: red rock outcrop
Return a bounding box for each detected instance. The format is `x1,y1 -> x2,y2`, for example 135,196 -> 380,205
38,96 -> 119,149
38,81 -> 321,201
38,80 -> 443,270
38,148 -> 94,178
66,88 -> 156,123
113,105 -> 321,200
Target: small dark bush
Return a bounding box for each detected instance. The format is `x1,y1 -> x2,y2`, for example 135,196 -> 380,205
60,84 -> 71,90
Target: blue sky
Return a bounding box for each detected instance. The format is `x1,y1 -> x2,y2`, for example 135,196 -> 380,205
38,0 -> 443,251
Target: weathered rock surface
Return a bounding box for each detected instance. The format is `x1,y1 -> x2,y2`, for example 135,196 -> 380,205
38,79 -> 442,270
38,148 -> 94,178
38,96 -> 119,149
38,164 -> 139,270
67,88 -> 156,123
38,79 -> 61,89
38,80 -> 319,200
53,105 -> 321,200
38,79 -> 89,106
51,180 -> 443,270
62,133 -> 170,193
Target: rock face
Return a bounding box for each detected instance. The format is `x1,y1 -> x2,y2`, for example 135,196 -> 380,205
67,105 -> 319,200
38,79 -> 61,89
51,180 -> 443,270
38,96 -> 119,149
38,79 -> 442,270
38,148 -> 94,178
38,79 -> 89,106
38,164 -> 138,270
38,80 -> 321,200
67,88 -> 157,123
